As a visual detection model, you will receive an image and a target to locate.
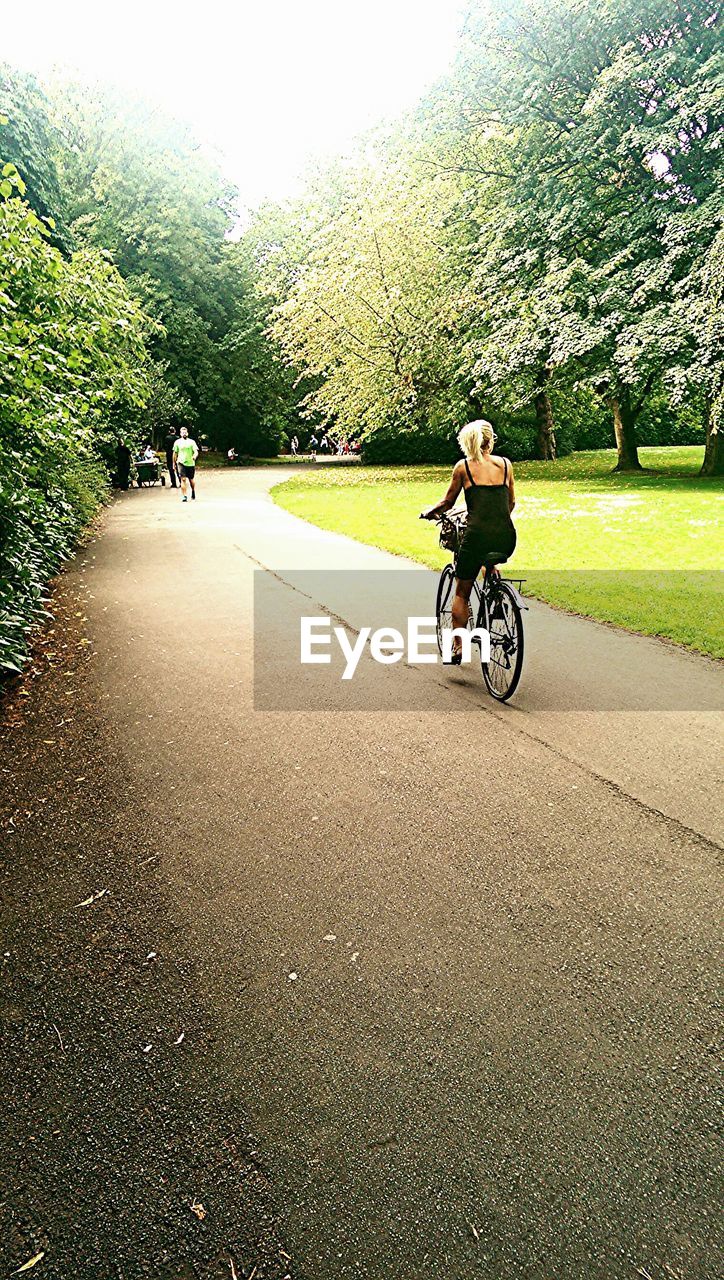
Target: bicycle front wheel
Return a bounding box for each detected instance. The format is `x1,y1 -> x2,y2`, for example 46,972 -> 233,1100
435,564 -> 455,656
481,581 -> 524,701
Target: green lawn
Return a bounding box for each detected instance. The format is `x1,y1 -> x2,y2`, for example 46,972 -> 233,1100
272,446 -> 724,657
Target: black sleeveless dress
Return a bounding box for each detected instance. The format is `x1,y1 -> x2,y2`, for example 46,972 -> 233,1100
456,458 -> 516,580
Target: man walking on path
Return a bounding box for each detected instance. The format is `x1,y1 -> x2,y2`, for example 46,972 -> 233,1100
165,426 -> 178,488
173,426 -> 199,502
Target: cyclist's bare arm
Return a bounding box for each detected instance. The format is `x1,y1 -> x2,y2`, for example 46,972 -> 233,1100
421,460 -> 465,520
507,461 -> 516,512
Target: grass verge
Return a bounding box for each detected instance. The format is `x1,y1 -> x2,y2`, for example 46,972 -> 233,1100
272,447 -> 723,657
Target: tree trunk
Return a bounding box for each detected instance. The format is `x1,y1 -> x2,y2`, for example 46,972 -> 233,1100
611,394 -> 642,471
701,414 -> 724,475
534,385 -> 557,460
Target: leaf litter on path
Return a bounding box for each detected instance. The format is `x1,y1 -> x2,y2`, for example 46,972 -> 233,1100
75,888 -> 108,908
12,1253 -> 45,1274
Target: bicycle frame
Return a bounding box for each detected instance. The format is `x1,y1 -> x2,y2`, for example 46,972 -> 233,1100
463,564 -> 528,634
432,511 -> 527,700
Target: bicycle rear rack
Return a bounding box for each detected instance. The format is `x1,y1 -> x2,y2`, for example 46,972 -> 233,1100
498,577 -> 528,609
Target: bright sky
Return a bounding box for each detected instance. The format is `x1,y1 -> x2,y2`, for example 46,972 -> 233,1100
4,0 -> 465,211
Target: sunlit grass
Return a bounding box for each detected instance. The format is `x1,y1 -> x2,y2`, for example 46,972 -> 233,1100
273,447 -> 724,656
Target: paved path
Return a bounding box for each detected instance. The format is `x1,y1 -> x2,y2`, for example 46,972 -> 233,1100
2,468 -> 721,1280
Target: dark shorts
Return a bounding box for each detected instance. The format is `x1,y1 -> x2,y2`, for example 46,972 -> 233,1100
178,464 -> 196,479
456,527 -> 517,582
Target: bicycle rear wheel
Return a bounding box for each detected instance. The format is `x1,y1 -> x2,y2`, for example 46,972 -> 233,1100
435,564 -> 455,656
481,580 -> 524,701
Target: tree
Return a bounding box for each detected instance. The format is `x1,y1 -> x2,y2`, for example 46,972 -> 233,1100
671,223 -> 724,475
247,135 -> 470,446
246,0 -> 719,467
0,143 -> 150,672
46,80 -> 255,442
0,65 -> 70,250
447,0 -> 721,469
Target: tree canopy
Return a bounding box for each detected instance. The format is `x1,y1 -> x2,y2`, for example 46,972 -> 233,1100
241,0 -> 722,470
0,149 -> 150,671
0,68 -> 293,674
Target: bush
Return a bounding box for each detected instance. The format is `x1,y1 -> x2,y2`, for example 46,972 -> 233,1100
0,457 -> 109,673
551,388 -> 610,452
0,155 -> 150,676
555,387 -> 704,451
360,407 -> 574,464
361,426 -> 458,465
635,396 -> 704,447
203,407 -> 287,459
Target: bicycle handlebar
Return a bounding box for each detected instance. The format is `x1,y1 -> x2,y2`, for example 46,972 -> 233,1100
419,509 -> 466,524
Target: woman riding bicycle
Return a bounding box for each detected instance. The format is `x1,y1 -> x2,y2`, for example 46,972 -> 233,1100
422,420 -> 516,663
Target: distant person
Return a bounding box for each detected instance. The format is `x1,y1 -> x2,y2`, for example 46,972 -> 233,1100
115,440 -> 132,490
290,435 -> 299,456
308,433 -> 318,461
143,443 -> 156,461
173,426 -> 199,502
320,433 -> 330,453
165,426 -> 178,488
227,447 -> 237,464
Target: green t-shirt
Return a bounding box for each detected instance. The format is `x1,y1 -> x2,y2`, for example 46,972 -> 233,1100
174,438 -> 197,467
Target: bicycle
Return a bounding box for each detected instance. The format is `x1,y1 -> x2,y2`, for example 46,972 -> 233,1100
430,510 -> 526,702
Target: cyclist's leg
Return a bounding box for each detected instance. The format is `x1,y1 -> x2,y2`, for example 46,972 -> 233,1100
452,534 -> 485,653
451,577 -> 475,655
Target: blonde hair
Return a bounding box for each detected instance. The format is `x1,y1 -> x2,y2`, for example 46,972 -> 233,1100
458,419 -> 495,462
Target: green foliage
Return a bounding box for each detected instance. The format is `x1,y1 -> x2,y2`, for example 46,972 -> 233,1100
124,357 -> 195,445
0,150 -> 150,673
245,0 -> 721,470
1,0 -> 720,679
215,240 -> 306,455
362,427 -> 458,466
47,81 -> 234,420
0,64 -> 309,676
46,81 -> 293,452
244,143 -> 471,443
0,64 -> 70,250
361,400 -> 580,465
444,0 -> 722,466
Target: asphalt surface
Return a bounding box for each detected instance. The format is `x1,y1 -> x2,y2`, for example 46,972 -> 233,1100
1,466 -> 721,1280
